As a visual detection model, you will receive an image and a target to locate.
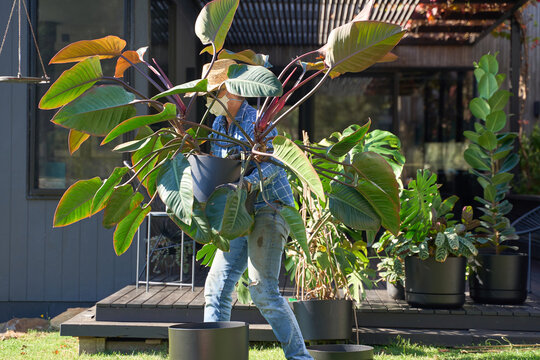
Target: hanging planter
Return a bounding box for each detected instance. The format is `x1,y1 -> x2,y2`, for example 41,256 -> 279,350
187,154 -> 241,202
292,299 -> 353,341
469,253 -> 528,305
307,344 -> 374,360
168,322 -> 248,360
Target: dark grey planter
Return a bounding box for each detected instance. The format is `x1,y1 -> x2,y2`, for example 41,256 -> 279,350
187,154 -> 241,202
292,299 -> 352,341
307,344 -> 374,360
386,281 -> 405,300
469,253 -> 528,305
405,256 -> 466,308
168,322 -> 248,360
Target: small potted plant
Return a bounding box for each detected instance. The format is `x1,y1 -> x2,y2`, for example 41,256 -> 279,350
376,256 -> 405,300
464,53 -> 528,304
375,170 -> 479,308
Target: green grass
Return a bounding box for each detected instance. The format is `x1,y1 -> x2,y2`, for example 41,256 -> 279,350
1,331 -> 539,360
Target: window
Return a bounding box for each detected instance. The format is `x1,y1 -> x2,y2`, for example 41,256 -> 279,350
29,0 -> 128,197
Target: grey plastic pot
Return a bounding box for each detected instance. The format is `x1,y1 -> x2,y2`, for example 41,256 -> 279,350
387,281 -> 405,300
307,344 -> 374,360
168,322 -> 248,360
469,253 -> 528,305
405,256 -> 466,308
187,154 -> 241,202
292,299 -> 352,341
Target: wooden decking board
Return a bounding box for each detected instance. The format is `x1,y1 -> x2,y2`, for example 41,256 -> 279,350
156,286 -> 190,308
96,285 -> 136,308
110,287 -> 149,308
126,285 -> 166,307
172,286 -> 204,308
141,286 -> 177,308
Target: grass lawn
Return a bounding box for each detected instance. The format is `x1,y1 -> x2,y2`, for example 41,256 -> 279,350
1,331 -> 539,359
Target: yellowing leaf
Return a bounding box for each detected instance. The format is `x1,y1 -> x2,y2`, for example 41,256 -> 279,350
115,47 -> 148,78
50,35 -> 126,64
68,129 -> 90,154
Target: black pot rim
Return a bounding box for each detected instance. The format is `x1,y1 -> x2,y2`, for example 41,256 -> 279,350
307,344 -> 374,352
475,252 -> 528,257
169,321 -> 247,331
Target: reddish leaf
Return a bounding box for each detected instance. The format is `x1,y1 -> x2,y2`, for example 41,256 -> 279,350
68,129 -> 90,154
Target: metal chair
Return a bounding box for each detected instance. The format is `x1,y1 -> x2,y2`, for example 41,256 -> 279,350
511,205 -> 540,293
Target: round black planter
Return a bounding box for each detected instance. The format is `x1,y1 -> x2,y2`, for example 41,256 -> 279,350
168,322 -> 248,360
386,281 -> 405,300
292,299 -> 353,341
469,253 -> 528,305
187,154 -> 241,202
405,256 -> 466,308
307,344 -> 374,360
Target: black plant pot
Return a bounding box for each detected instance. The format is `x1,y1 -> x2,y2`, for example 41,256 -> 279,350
386,281 -> 405,300
469,253 -> 528,305
168,322 -> 248,360
187,154 -> 241,202
405,256 -> 466,308
307,344 -> 374,360
292,299 -> 352,341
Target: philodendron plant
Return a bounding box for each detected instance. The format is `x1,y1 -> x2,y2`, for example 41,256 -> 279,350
40,0 -> 404,256
284,124 -> 404,302
463,53 -> 519,253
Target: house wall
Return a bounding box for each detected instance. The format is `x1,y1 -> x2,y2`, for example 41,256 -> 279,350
0,0 -> 152,322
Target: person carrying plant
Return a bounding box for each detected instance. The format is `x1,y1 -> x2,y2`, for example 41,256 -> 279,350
201,59 -> 313,360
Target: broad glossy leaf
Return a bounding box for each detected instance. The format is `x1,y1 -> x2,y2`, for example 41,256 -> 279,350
102,185 -> 144,228
157,155 -> 194,225
218,49 -> 271,67
362,130 -> 405,177
352,152 -> 400,234
52,85 -> 136,136
463,130 -> 479,144
478,54 -> 498,75
323,21 -> 405,76
377,52 -> 398,63
484,184 -> 497,202
50,35 -> 126,64
328,181 -> 381,231
91,167 -> 129,214
40,56 -> 102,109
469,98 -> 490,120
115,47 -> 147,78
131,134 -> 163,197
114,206 -> 151,255
485,111 -> 506,132
272,135 -> 325,200
464,148 -> 490,171
327,120 -> 370,157
68,129 -> 90,154
474,68 -> 485,83
195,0 -> 239,54
280,206 -> 310,262
492,173 -> 513,186
205,186 -> 253,239
53,177 -> 102,227
151,79 -> 209,100
113,137 -> 152,152
478,73 -> 498,100
478,130 -> 497,151
488,90 -> 511,112
435,246 -> 448,262
225,64 -> 283,97
500,153 -> 519,173
102,103 -> 177,144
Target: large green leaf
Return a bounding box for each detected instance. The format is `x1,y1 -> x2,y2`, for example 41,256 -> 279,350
131,133 -> 164,197
114,206 -> 151,255
205,186 -> 253,239
323,21 -> 405,76
272,135 -> 325,200
328,181 -> 381,231
478,73 -> 498,100
327,120 -> 370,157
102,103 -> 177,144
49,35 -> 126,63
464,148 -> 490,171
157,155 -> 194,225
102,185 -> 144,228
485,111 -> 506,132
280,206 -> 311,262
488,90 -> 511,112
68,129 -> 90,154
351,152 -> 400,234
218,49 -> 271,67
91,167 -> 129,214
39,56 -> 102,109
53,177 -> 102,227
225,64 -> 283,97
478,130 -> 498,151
195,0 -> 239,54
478,54 -> 498,75
113,137 -> 152,153
52,85 -> 136,136
469,98 -> 490,120
151,79 -> 209,100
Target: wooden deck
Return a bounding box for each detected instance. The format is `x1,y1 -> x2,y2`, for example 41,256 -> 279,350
61,258 -> 540,347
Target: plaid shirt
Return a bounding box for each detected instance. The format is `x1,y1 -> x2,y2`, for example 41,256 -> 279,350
210,101 -> 294,209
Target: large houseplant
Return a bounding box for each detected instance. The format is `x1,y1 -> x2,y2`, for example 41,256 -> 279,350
40,0 -> 404,261
283,124 -> 404,340
375,170 -> 479,308
463,53 -> 527,304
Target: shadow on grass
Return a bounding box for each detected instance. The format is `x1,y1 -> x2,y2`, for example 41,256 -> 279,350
373,336 -> 431,357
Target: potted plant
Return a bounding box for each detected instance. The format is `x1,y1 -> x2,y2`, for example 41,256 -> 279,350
375,170 -> 479,308
463,53 -> 528,304
283,125 -> 404,341
376,256 -> 405,300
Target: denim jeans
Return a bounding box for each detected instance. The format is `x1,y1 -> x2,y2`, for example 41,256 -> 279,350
204,206 -> 312,360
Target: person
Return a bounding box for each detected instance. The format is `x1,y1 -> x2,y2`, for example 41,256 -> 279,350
201,60 -> 313,360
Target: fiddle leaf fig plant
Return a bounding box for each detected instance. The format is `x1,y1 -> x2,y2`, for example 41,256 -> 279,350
463,53 -> 519,253
41,0 -> 404,256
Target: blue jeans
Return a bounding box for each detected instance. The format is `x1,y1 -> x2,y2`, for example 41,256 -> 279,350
204,206 -> 312,360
